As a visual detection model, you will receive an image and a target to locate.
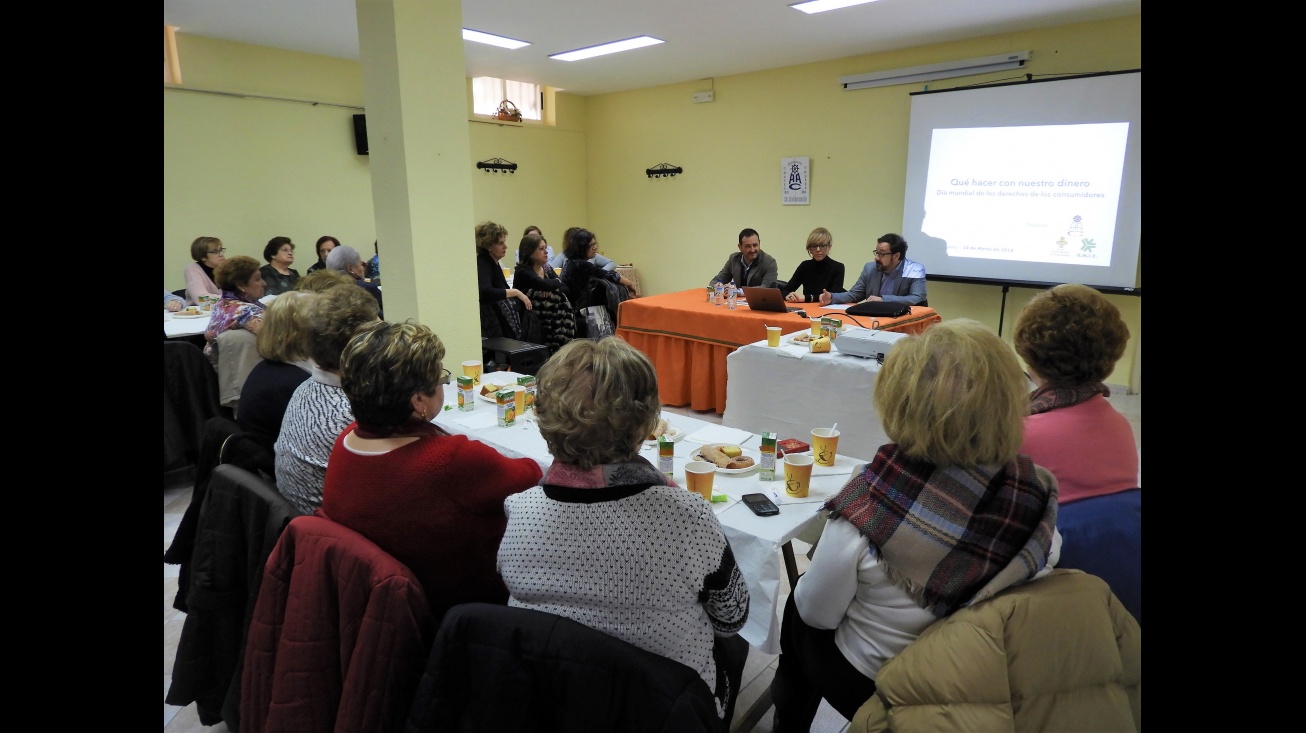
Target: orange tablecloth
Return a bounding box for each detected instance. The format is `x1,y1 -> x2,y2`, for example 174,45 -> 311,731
617,289 -> 940,414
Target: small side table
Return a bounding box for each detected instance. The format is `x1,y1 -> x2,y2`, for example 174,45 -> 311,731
615,265 -> 641,295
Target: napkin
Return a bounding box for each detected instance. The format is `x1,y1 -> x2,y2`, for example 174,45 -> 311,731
811,455 -> 863,477
777,345 -> 806,359
684,425 -> 755,446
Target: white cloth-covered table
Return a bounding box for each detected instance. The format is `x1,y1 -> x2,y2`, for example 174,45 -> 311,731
165,311 -> 211,338
723,336 -> 890,463
432,372 -> 862,655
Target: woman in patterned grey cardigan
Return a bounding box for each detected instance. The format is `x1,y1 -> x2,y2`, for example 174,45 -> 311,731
496,338 -> 750,723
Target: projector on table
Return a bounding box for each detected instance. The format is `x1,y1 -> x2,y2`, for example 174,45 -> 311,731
831,329 -> 909,360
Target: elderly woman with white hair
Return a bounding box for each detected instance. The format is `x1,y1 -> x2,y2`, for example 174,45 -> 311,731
326,244 -> 383,317
496,338 -> 750,723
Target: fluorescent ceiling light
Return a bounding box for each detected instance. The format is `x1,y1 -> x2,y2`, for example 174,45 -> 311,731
462,28 -> 530,50
550,36 -> 664,62
791,0 -> 881,14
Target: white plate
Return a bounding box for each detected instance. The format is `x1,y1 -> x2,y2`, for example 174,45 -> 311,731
690,444 -> 761,475
476,378 -> 520,403
173,311 -> 208,319
643,423 -> 685,446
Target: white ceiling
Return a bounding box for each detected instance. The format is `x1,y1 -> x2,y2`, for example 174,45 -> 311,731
163,0 -> 1140,97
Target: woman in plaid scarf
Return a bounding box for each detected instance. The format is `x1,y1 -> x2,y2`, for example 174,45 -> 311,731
771,319 -> 1060,732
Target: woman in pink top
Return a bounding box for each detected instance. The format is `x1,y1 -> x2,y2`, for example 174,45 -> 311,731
1014,284 -> 1137,503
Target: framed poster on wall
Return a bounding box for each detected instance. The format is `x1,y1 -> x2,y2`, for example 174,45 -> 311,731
782,157 -> 809,205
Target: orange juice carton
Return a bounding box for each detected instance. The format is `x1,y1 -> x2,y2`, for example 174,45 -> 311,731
823,317 -> 843,340
759,432 -> 778,481
496,388 -> 517,426
658,436 -> 675,477
517,375 -> 536,410
457,375 -> 475,411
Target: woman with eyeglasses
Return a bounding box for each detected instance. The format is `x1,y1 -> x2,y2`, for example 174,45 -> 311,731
183,236 -> 226,305
203,255 -> 266,361
781,227 -> 845,303
319,320 -> 542,621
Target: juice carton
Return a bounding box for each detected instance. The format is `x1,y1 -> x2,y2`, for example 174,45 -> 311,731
824,317 -> 843,340
658,435 -> 675,477
496,388 -> 516,427
457,375 -> 475,411
517,375 -> 536,411
759,432 -> 778,481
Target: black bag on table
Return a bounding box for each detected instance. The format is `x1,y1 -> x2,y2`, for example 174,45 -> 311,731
846,301 -> 912,318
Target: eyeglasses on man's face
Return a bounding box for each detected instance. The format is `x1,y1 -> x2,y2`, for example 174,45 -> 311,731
807,244 -> 831,251
872,250 -> 893,258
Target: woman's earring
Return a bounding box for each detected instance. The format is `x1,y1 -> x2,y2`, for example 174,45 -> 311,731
420,408 -> 427,421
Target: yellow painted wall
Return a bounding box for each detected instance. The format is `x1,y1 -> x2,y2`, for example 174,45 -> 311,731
584,15 -> 1141,389
164,34 -> 588,292
164,16 -> 1141,390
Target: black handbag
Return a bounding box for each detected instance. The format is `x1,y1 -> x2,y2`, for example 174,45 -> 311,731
846,301 -> 911,317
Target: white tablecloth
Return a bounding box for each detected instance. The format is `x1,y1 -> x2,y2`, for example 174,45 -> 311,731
723,336 -> 890,464
432,372 -> 858,655
164,311 -> 211,338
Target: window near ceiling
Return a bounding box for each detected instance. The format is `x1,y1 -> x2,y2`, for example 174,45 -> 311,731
164,25 -> 182,84
472,77 -> 541,121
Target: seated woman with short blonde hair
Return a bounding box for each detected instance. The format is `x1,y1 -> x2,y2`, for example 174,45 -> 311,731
772,320 -> 1060,732
497,338 -> 749,722
237,291 -> 318,451
320,321 -> 542,620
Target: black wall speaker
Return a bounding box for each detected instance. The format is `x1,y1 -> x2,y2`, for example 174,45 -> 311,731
352,114 -> 368,156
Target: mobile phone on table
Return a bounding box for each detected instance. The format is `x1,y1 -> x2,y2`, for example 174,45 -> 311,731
742,493 -> 780,516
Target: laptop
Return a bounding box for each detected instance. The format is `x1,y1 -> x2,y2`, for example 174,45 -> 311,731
740,286 -> 804,313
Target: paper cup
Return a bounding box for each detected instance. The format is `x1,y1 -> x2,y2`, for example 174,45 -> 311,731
783,454 -> 814,498
810,317 -> 822,336
461,359 -> 482,384
506,385 -> 527,415
684,461 -> 716,501
811,428 -> 840,467
766,326 -> 782,347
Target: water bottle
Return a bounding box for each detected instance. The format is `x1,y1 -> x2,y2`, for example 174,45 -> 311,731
714,281 -> 725,306
727,282 -> 737,310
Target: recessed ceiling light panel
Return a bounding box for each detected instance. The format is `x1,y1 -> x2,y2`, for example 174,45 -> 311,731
462,28 -> 531,50
549,36 -> 664,62
790,0 -> 881,14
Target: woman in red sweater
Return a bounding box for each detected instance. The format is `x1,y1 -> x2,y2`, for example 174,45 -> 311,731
320,321 -> 542,620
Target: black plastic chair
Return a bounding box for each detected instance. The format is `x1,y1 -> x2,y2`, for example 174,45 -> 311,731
406,603 -> 724,733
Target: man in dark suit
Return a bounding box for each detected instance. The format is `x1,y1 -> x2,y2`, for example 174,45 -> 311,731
709,228 -> 779,289
819,233 -> 927,307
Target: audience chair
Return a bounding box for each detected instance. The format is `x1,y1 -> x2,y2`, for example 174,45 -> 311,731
405,603 -> 723,733
850,570 -> 1141,733
1055,488 -> 1142,625
164,340 -> 228,475
165,417 -> 277,611
241,515 -> 435,733
166,464 -> 302,729
212,328 -> 264,417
